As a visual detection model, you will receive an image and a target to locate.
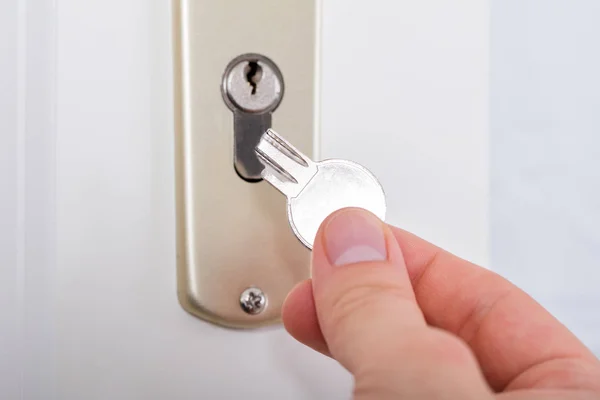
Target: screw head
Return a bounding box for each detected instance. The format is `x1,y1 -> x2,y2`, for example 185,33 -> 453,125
240,287 -> 267,315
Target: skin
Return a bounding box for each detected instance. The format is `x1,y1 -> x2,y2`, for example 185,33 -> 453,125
282,208 -> 600,399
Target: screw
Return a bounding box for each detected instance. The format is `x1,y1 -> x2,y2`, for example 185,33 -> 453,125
240,287 -> 267,315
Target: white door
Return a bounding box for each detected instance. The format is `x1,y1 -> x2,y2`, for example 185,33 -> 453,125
2,1 -> 596,399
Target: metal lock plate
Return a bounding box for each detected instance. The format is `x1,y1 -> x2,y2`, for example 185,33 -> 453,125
172,0 -> 318,328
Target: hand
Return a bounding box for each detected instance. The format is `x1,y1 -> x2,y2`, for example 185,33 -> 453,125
282,208 -> 600,399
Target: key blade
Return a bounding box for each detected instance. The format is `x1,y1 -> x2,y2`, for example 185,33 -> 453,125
255,129 -> 318,199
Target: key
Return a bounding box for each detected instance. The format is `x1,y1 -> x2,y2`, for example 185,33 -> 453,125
255,129 -> 387,249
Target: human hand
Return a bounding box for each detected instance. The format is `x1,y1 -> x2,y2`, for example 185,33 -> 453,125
282,208 -> 600,399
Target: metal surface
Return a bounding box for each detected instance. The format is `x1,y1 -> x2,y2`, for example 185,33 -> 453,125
172,0 -> 317,328
222,53 -> 283,114
232,113 -> 273,180
257,129 -> 387,249
222,54 -> 284,181
239,288 -> 267,315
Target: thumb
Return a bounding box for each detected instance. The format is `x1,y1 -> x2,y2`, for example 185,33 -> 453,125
311,208 -> 491,398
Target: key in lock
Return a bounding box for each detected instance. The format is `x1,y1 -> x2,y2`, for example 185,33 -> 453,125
256,129 -> 387,249
222,53 -> 284,181
223,54 -> 387,250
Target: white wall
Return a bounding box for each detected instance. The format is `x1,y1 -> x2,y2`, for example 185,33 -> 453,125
491,0 -> 600,354
1,0 -> 57,398
0,2 -> 21,398
320,0 -> 490,266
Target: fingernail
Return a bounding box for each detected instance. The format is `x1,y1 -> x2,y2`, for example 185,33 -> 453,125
324,209 -> 387,266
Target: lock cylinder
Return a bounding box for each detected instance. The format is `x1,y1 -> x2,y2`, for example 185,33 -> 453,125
222,54 -> 285,181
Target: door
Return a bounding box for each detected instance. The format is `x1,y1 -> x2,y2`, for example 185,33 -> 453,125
13,0 -> 600,398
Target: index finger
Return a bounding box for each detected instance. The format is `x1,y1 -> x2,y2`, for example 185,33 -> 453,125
391,227 -> 599,391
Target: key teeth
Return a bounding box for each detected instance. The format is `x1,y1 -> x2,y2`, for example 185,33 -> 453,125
263,129 -> 309,167
255,147 -> 298,184
256,128 -> 318,199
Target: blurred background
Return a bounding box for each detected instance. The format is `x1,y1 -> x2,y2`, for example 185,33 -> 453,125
491,0 -> 600,353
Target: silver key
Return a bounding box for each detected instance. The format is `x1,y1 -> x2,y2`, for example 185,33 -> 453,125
255,129 -> 387,249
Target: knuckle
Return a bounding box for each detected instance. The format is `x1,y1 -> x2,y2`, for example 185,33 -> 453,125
419,329 -> 477,367
353,374 -> 403,399
327,281 -> 415,332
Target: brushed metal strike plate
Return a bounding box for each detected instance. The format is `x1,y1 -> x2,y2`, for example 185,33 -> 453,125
172,0 -> 318,328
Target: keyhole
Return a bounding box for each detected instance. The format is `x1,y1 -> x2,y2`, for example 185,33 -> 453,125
244,61 -> 263,95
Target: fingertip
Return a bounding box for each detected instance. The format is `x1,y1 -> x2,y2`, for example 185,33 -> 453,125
282,279 -> 330,356
281,279 -> 311,332
310,207 -> 407,288
323,208 -> 388,266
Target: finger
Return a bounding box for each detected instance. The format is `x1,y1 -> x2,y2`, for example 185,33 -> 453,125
282,279 -> 330,357
390,226 -> 600,392
311,208 -> 492,398
282,218 -> 600,392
